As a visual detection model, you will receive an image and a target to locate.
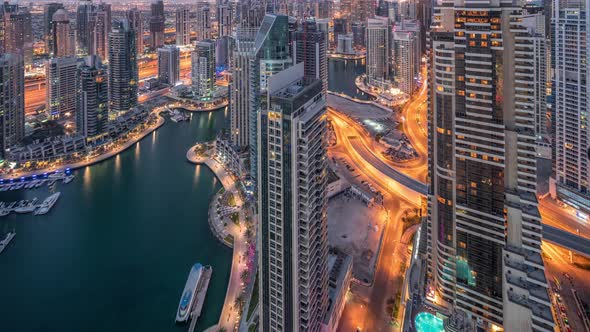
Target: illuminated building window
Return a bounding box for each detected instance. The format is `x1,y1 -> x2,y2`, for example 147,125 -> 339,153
469,41 -> 476,47
457,90 -> 465,96
481,41 -> 488,47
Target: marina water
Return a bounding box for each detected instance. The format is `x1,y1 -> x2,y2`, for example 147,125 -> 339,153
0,59 -> 365,332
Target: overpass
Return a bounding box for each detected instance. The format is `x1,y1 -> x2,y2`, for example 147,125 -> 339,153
346,133 -> 590,257
542,224 -> 590,257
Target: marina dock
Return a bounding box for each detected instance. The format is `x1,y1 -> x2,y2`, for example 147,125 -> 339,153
0,192 -> 61,217
188,266 -> 213,332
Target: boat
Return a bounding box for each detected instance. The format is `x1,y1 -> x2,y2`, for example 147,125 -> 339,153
63,175 -> 75,184
48,173 -> 65,179
176,263 -> 206,323
15,201 -> 36,213
34,192 -> 61,215
0,232 -> 15,254
0,209 -> 9,217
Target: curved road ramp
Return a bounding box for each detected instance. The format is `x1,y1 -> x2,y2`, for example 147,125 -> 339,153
346,136 -> 590,257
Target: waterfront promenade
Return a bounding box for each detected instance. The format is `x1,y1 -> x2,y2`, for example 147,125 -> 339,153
187,145 -> 250,332
1,110 -> 166,181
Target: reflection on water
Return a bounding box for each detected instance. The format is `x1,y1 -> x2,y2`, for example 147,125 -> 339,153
114,154 -> 121,177
194,165 -> 201,186
134,141 -> 141,161
83,166 -> 91,190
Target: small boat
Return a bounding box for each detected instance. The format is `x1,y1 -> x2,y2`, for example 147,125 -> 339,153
63,175 -> 74,184
0,232 -> 15,254
15,203 -> 36,214
34,192 -> 61,215
0,209 -> 9,217
48,173 -> 65,179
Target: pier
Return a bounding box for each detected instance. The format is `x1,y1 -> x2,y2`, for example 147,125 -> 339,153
188,266 -> 213,332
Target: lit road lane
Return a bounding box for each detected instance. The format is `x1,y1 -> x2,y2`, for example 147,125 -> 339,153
329,113 -> 419,331
539,197 -> 590,240
348,136 -> 428,195
401,66 -> 428,157
543,224 -> 590,257
328,108 -> 428,182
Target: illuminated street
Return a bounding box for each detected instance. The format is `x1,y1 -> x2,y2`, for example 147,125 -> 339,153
328,108 -> 422,331
540,197 -> 590,239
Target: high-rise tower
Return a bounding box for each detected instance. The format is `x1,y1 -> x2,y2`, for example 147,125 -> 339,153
76,55 -> 108,138
150,0 -> 165,49
158,46 -> 180,86
292,20 -> 328,96
229,27 -> 256,149
192,40 -> 216,98
46,56 -> 78,119
43,2 -> 64,53
126,8 -> 144,56
552,0 -> 590,211
176,7 -> 190,46
0,53 -> 24,159
108,19 -> 138,115
427,2 -> 555,331
51,9 -> 75,57
257,64 -> 328,332
366,17 -> 391,86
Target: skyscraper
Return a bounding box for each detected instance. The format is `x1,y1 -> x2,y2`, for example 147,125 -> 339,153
217,0 -> 233,37
0,53 -> 24,159
46,56 -> 78,119
176,7 -> 190,46
552,0 -> 590,211
196,3 -> 212,41
108,19 -> 138,115
257,64 -> 328,332
76,55 -> 108,138
192,40 -> 216,98
366,17 -> 391,85
77,0 -> 94,54
392,22 -> 419,95
51,9 -> 75,57
126,8 -> 144,56
230,27 -> 256,148
249,14 -> 292,182
150,0 -> 165,49
292,20 -> 328,96
158,46 -> 180,86
89,2 -> 111,61
427,2 -> 554,331
3,6 -> 33,67
43,2 -> 64,54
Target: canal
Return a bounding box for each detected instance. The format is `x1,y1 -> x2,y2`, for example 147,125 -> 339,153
0,59 -> 365,332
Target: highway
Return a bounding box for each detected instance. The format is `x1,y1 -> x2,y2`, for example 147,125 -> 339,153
543,224 -> 590,257
348,136 -> 428,195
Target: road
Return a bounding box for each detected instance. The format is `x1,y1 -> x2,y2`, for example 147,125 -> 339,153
328,109 -> 421,332
539,197 -> 590,240
348,136 -> 428,195
543,224 -> 590,257
24,53 -> 192,114
543,242 -> 590,332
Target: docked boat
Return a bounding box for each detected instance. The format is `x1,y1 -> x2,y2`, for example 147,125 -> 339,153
34,192 -> 61,215
0,209 -> 9,217
15,200 -> 37,213
63,175 -> 74,184
0,232 -> 15,254
176,263 -> 206,323
48,173 -> 65,179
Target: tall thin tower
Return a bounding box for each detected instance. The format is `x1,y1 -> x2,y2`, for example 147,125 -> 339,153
257,64 -> 328,332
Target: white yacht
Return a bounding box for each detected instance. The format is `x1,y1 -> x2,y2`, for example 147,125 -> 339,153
34,192 -> 61,215
0,232 -> 15,254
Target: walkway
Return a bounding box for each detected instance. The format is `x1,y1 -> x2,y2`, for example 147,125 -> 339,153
2,111 -> 165,181
187,145 -> 250,332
